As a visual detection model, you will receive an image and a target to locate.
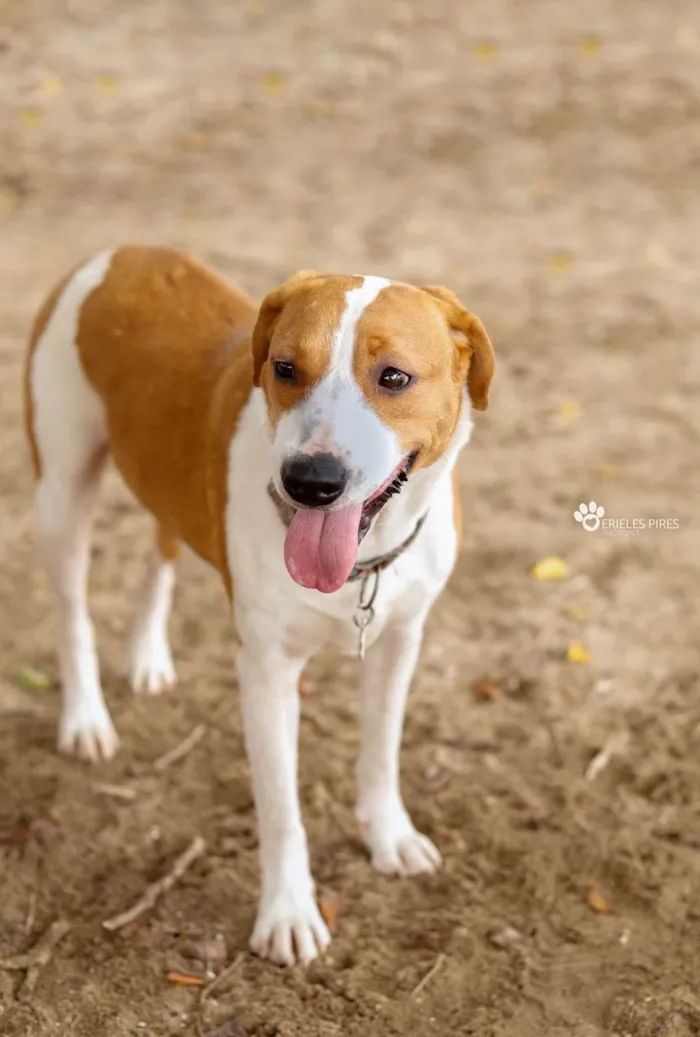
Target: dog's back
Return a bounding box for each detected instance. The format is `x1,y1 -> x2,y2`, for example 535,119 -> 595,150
25,246 -> 257,568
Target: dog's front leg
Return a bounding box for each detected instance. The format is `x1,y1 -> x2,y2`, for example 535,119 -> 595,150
356,615 -> 442,876
237,644 -> 330,966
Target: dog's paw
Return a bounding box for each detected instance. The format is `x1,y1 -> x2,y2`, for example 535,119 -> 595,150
370,828 -> 442,876
128,634 -> 176,695
360,803 -> 442,877
250,890 -> 331,966
58,701 -> 119,762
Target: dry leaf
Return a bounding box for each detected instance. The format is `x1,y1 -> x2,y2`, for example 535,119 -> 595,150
166,970 -> 205,987
309,100 -> 332,117
579,37 -> 601,59
14,666 -> 53,691
596,464 -> 619,481
261,73 -> 285,96
567,640 -> 591,664
21,108 -> 44,128
473,41 -> 497,62
532,177 -> 553,197
564,604 -> 588,620
475,681 -> 501,700
181,132 -> 208,152
97,73 -> 117,94
586,886 -> 614,914
320,898 -> 339,934
0,186 -> 21,214
553,400 -> 582,424
40,74 -> 62,96
182,936 -> 227,968
531,556 -> 569,581
0,823 -> 35,847
0,815 -> 58,846
549,253 -> 571,276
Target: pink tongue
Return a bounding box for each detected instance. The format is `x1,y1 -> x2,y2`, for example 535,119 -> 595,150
284,505 -> 363,593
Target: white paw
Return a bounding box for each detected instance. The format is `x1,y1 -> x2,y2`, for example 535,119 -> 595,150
58,701 -> 119,762
360,805 -> 442,876
128,634 -> 176,695
250,890 -> 331,966
370,828 -> 442,876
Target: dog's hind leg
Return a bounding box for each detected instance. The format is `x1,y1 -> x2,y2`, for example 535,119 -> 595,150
27,250 -> 119,761
127,525 -> 179,695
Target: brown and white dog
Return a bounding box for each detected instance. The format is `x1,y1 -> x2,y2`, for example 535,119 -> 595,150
24,247 -> 494,965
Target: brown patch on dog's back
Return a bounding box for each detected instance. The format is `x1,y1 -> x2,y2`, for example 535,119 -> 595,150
74,246 -> 257,583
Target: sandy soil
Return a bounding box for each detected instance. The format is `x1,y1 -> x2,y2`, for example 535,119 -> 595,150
1,1 -> 699,1034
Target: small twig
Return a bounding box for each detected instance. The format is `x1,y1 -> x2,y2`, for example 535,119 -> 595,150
154,724 -> 206,772
0,919 -> 71,998
102,836 -> 206,931
410,952 -> 446,998
92,782 -> 137,801
24,889 -> 38,935
196,953 -> 245,1037
585,732 -> 628,781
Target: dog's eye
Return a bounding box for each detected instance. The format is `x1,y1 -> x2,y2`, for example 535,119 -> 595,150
273,360 -> 296,382
378,367 -> 412,391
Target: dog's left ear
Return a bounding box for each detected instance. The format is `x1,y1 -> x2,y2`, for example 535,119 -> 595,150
421,285 -> 495,411
252,270 -> 322,387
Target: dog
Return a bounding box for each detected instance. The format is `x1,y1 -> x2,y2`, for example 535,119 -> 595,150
24,246 -> 494,965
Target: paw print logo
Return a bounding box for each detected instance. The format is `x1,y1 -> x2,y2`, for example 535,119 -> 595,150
574,500 -> 605,532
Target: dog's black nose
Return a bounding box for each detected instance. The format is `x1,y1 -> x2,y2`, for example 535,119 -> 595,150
281,452 -> 348,507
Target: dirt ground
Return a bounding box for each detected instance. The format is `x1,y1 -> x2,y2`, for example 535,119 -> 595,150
1,0 -> 699,1034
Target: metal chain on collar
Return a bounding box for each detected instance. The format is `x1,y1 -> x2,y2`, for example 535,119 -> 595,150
349,512 -> 428,658
353,567 -> 381,660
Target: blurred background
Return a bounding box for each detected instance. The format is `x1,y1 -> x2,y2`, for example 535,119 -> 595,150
0,2 -> 699,1035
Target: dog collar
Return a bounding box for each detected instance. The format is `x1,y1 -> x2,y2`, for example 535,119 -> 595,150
346,512 -> 427,582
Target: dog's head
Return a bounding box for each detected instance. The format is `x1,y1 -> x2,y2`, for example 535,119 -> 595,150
252,271 -> 494,593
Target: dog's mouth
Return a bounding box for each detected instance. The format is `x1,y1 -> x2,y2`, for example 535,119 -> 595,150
357,451 -> 417,541
278,451 -> 417,594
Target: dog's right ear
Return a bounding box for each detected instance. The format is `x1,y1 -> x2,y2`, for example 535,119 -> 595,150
252,270 -> 321,387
